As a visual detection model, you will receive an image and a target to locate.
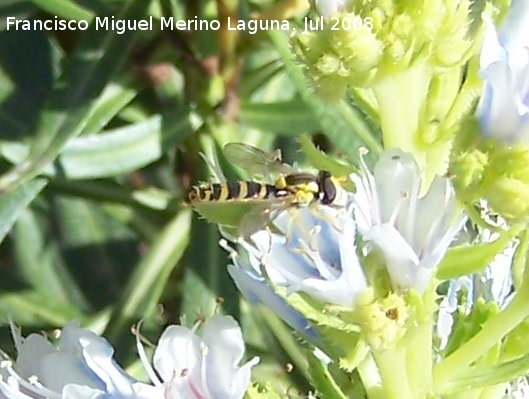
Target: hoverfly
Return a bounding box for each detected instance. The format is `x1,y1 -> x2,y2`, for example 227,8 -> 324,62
186,143 -> 346,237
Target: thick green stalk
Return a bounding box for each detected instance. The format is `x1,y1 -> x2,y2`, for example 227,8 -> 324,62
405,287 -> 435,398
374,346 -> 414,399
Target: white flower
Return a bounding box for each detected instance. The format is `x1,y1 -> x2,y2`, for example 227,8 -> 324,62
234,203 -> 368,308
136,315 -> 259,399
0,322 -> 139,399
227,260 -> 319,339
352,149 -> 466,292
476,0 -> 529,141
314,0 -> 350,17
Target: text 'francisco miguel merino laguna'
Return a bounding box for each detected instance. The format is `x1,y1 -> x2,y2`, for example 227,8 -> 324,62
5,16 -> 292,35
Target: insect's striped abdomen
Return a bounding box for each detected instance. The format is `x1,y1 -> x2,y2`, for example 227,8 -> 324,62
186,181 -> 278,204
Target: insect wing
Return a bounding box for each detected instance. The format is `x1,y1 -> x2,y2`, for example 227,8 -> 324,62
223,143 -> 294,176
238,199 -> 292,239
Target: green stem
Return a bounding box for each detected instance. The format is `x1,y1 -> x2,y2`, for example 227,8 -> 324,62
336,100 -> 383,155
374,346 -> 414,399
405,287 -> 435,397
357,354 -> 385,399
372,59 -> 431,153
433,290 -> 529,394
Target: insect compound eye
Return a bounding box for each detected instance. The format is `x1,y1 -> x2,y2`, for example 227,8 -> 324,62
318,171 -> 336,205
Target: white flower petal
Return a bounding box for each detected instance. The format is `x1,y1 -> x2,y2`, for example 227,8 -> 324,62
354,149 -> 465,292
477,1 -> 529,141
297,218 -> 367,306
62,384 -> 105,399
3,323 -> 140,399
40,353 -> 104,393
14,335 -> 55,381
202,316 -> 258,399
373,150 -> 421,227
227,264 -> 318,339
132,382 -> 165,399
245,204 -> 368,307
150,316 -> 258,399
363,224 -> 431,291
153,326 -> 201,383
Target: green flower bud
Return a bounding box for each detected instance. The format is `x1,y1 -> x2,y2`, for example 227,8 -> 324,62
354,293 -> 408,351
480,145 -> 529,220
430,1 -> 473,67
450,149 -> 488,194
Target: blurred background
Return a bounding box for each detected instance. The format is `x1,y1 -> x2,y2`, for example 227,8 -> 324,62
0,0 -> 376,392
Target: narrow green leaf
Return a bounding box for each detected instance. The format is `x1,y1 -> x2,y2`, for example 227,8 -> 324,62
29,0 -> 94,21
0,178 -> 46,244
436,225 -> 523,280
182,216 -> 239,322
79,80 -> 139,135
0,291 -> 82,325
307,349 -> 348,399
13,208 -> 89,308
47,180 -> 176,214
437,352 -> 529,394
240,100 -> 319,134
241,59 -> 283,97
298,135 -> 356,178
58,116 -> 162,178
0,0 -> 150,192
53,196 -> 140,308
104,210 -> 192,348
2,116 -> 162,179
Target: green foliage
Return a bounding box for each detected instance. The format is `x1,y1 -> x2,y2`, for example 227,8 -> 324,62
0,0 -> 381,391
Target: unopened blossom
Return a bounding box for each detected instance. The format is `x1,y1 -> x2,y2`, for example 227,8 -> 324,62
0,322 -> 142,399
352,149 -> 466,293
476,0 -> 529,142
136,315 -> 259,399
232,202 -> 368,308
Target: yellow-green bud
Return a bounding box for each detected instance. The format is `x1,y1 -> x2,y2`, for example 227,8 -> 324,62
354,293 -> 408,351
450,149 -> 488,194
486,177 -> 529,220
291,12 -> 382,99
431,2 -> 473,67
479,145 -> 529,220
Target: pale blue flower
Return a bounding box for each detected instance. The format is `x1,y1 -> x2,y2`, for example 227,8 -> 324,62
351,149 -> 466,292
476,0 -> 529,141
227,260 -> 319,339
135,315 -> 259,399
0,322 -> 140,399
231,203 -> 368,308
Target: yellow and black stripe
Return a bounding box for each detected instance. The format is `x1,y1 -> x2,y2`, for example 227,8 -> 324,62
186,181 -> 280,204
186,170 -> 340,207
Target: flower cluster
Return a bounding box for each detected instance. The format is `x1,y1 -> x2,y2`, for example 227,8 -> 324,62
230,149 -> 463,302
0,316 -> 258,399
451,0 -> 529,220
